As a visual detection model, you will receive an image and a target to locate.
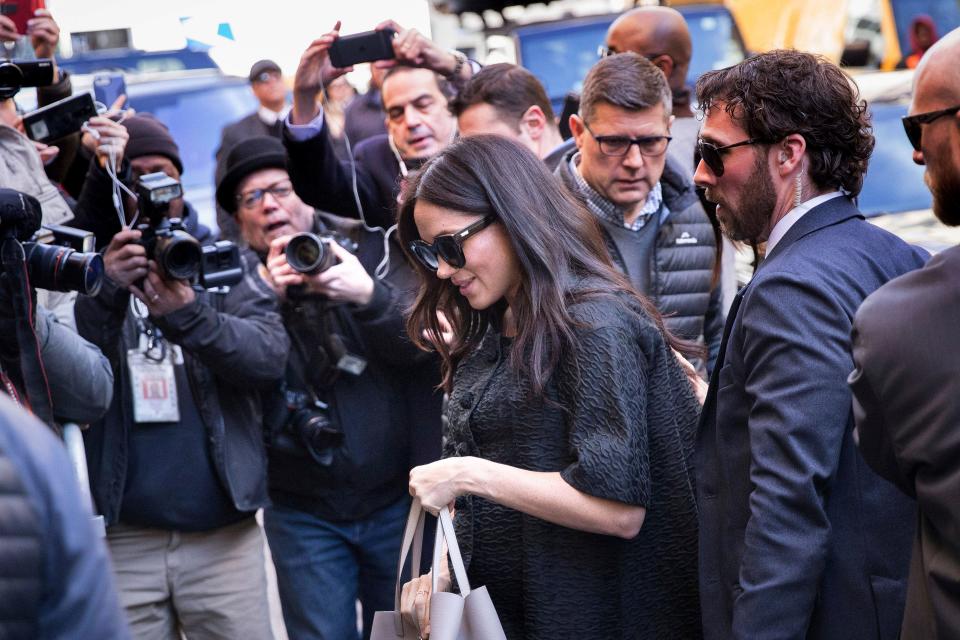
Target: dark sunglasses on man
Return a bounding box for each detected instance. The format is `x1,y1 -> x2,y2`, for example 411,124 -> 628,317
902,105 -> 960,152
696,138 -> 768,177
409,215 -> 496,271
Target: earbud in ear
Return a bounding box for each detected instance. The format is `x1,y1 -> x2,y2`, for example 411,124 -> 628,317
779,153 -> 787,163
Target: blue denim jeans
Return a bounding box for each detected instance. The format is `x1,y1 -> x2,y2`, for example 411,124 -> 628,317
264,496 -> 409,640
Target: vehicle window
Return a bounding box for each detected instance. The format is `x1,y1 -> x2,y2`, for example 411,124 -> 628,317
516,18 -> 613,113
685,9 -> 745,77
858,102 -> 931,216
515,8 -> 746,114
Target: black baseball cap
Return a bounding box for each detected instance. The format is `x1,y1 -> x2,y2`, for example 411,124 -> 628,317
249,59 -> 282,83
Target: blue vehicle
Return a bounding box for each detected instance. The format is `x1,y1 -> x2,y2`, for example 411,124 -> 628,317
56,48 -> 221,76
120,73 -> 259,232
513,4 -> 748,113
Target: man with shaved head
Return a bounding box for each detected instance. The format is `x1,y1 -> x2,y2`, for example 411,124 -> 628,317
605,6 -> 697,175
849,27 -> 960,639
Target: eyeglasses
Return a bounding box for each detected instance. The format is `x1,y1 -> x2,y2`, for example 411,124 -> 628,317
596,45 -> 667,61
697,138 -> 767,177
237,182 -> 294,210
583,122 -> 671,157
902,105 -> 960,152
408,215 -> 496,271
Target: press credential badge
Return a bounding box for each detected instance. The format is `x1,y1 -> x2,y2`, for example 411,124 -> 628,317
128,347 -> 180,423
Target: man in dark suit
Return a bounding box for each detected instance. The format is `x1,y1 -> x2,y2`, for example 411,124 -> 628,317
692,50 -> 927,639
849,28 -> 960,640
215,59 -> 289,240
282,21 -> 474,230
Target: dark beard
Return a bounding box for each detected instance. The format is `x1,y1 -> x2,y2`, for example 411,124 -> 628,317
929,164 -> 960,226
717,154 -> 777,243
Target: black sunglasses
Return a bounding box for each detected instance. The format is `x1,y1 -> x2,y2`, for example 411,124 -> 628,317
697,137 -> 767,177
902,105 -> 960,152
409,215 -> 496,271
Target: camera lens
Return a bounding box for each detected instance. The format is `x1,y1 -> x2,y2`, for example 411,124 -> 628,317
25,243 -> 105,296
288,407 -> 343,467
286,233 -> 337,275
155,231 -> 202,280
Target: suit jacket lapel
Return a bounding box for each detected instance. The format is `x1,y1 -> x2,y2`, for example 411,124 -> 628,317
762,196 -> 862,265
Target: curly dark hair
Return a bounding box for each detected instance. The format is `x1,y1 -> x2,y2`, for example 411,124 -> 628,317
695,49 -> 874,196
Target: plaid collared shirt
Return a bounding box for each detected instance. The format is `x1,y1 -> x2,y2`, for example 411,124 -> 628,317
569,153 -> 663,231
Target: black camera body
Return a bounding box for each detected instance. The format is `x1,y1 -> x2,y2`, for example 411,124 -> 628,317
270,388 -> 343,467
0,188 -> 103,296
134,172 -> 243,289
0,58 -> 55,100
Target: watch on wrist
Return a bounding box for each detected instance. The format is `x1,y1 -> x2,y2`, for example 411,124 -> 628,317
445,50 -> 467,79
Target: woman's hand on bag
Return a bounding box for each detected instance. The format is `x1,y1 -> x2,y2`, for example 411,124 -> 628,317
400,562 -> 453,639
409,458 -> 477,514
401,572 -> 433,638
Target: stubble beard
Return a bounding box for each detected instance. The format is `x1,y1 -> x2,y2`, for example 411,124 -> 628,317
716,155 -> 777,243
927,164 -> 960,227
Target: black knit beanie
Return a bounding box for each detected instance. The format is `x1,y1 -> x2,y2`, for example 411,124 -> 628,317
122,114 -> 184,175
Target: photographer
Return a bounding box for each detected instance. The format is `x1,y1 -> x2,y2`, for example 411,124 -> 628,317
284,20 -> 474,229
74,133 -> 288,637
0,188 -> 113,426
217,136 -> 442,640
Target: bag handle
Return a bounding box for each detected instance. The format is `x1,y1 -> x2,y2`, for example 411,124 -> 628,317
393,499 -> 427,613
431,506 -> 471,596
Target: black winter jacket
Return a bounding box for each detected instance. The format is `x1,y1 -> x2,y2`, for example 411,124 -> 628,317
74,213 -> 289,526
556,152 -> 724,372
284,121 -> 401,230
266,212 -> 443,522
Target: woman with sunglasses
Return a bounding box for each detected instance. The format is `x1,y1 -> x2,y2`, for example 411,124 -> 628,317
397,135 -> 703,639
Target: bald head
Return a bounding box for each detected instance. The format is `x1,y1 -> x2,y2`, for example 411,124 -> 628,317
909,27 -> 960,226
605,6 -> 692,92
913,27 -> 960,108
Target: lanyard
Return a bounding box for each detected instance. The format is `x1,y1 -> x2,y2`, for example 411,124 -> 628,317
130,296 -> 167,362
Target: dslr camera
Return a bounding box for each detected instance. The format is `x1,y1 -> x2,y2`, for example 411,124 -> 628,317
135,172 -> 243,289
0,188 -> 103,296
271,388 -> 344,467
0,58 -> 54,100
285,231 -> 359,275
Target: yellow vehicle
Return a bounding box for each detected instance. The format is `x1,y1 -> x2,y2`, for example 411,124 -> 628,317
670,0 -> 960,70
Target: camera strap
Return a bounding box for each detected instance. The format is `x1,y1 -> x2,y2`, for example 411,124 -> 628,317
0,237 -> 55,430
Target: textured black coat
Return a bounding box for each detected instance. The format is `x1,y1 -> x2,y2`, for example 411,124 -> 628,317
445,286 -> 701,639
556,153 -> 724,372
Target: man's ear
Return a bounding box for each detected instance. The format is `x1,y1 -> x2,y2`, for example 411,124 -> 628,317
650,54 -> 675,80
569,113 -> 586,150
777,133 -> 807,177
518,105 -> 547,141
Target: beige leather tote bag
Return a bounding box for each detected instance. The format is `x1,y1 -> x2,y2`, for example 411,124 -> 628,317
371,500 -> 507,640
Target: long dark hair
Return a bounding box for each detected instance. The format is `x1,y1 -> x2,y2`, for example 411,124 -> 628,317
398,135 -> 697,394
